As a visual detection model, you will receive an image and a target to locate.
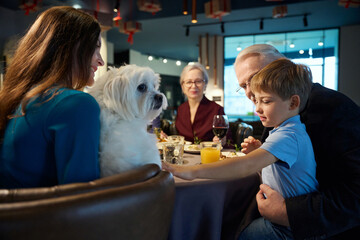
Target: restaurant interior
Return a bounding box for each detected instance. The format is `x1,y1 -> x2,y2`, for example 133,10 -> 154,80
0,0 -> 359,239
1,1 -> 360,111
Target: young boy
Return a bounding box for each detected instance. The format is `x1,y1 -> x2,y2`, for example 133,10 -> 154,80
163,58 -> 318,239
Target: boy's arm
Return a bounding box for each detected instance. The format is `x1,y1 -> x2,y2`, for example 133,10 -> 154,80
163,148 -> 277,180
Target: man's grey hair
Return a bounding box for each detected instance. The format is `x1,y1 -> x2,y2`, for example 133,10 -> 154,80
234,44 -> 285,70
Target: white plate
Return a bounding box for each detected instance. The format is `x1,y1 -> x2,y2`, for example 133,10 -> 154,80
158,141 -> 191,150
184,144 -> 201,154
221,151 -> 245,158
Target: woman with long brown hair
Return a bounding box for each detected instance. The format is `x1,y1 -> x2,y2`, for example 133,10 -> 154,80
0,6 -> 104,188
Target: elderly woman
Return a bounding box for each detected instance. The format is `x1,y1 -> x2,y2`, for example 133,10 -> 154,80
175,63 -> 230,143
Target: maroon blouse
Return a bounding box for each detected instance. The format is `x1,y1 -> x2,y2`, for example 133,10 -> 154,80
175,96 -> 226,143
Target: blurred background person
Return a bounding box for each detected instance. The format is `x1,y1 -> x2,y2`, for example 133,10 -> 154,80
175,63 -> 231,144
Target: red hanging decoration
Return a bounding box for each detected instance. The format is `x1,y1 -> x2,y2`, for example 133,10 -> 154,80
113,12 -> 122,26
119,21 -> 142,45
117,0 -> 141,44
205,0 -> 231,21
137,0 -> 162,15
272,5 -> 288,18
19,0 -> 41,15
93,0 -> 100,20
338,0 -> 360,8
82,0 -> 113,32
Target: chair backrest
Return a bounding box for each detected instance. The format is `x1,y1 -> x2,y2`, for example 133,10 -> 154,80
0,165 -> 175,240
160,119 -> 178,136
169,121 -> 178,135
0,164 -> 159,203
235,122 -> 254,146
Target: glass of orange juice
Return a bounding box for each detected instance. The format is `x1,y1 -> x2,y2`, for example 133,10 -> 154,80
200,142 -> 221,164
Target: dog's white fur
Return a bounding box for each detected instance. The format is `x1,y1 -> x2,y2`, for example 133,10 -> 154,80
87,65 -> 167,177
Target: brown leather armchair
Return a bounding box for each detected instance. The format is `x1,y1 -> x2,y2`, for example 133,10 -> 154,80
234,122 -> 254,147
0,164 -> 175,240
229,121 -> 254,147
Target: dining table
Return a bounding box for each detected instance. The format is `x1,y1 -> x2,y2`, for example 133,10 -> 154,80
166,150 -> 262,240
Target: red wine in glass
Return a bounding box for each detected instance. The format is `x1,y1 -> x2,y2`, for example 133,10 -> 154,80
213,127 -> 228,139
212,115 -> 229,141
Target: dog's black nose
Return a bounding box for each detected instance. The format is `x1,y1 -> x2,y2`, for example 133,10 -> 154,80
153,94 -> 163,109
154,94 -> 163,102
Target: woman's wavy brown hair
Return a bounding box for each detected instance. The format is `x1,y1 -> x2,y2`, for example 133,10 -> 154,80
0,6 -> 100,138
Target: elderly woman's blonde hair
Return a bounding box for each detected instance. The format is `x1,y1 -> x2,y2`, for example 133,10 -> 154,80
180,63 -> 209,85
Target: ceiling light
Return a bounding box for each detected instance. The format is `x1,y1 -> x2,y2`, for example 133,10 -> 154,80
289,43 -> 295,48
73,4 -> 81,9
318,41 -> 324,46
191,0 -> 197,23
163,58 -> 168,63
114,0 -> 119,12
176,61 -> 181,66
236,46 -> 242,51
183,0 -> 188,15
299,50 -> 304,54
148,56 -> 153,61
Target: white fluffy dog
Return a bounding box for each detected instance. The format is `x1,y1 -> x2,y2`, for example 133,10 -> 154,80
87,65 -> 167,177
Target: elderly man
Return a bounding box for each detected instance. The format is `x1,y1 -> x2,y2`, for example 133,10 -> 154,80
235,44 -> 360,239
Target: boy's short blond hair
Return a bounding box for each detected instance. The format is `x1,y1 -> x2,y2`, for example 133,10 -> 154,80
251,58 -> 312,112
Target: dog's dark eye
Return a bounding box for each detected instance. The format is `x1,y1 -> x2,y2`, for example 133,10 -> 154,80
137,84 -> 147,93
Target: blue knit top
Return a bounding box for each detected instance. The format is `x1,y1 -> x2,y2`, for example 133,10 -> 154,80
0,88 -> 100,188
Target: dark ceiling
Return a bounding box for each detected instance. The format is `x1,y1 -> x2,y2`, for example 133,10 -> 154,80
0,0 -> 311,19
0,0 -> 338,62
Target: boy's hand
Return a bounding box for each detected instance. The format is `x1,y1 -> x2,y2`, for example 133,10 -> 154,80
241,136 -> 262,154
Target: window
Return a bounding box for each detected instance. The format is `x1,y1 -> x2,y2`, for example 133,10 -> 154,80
224,29 -> 339,121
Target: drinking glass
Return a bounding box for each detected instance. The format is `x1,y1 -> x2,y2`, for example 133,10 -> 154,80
163,142 -> 184,165
212,115 -> 229,141
200,142 -> 221,164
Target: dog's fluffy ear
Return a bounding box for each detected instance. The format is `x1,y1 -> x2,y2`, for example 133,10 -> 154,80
102,70 -> 136,120
154,73 -> 160,90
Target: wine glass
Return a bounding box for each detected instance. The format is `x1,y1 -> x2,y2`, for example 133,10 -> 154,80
212,115 -> 229,142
